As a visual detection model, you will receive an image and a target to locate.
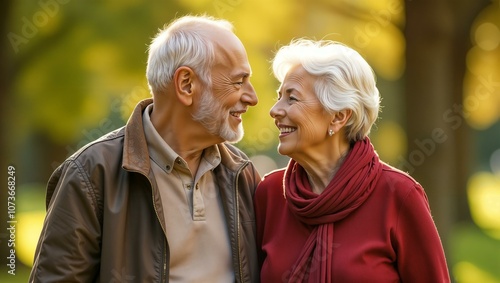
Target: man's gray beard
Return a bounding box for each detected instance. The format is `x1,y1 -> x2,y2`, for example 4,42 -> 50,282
192,90 -> 244,143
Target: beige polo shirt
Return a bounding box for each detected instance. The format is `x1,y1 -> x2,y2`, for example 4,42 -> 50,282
142,104 -> 233,282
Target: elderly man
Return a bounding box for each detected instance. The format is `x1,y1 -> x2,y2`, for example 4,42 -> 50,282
30,15 -> 260,282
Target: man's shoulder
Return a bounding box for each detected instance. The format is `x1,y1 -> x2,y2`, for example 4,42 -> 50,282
65,126 -> 126,165
217,143 -> 254,172
221,142 -> 250,160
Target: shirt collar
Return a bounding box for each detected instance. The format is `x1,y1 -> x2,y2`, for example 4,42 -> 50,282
142,103 -> 221,174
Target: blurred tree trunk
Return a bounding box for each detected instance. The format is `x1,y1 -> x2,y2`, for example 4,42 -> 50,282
404,0 -> 490,270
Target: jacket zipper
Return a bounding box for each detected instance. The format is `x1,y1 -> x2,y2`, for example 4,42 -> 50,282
235,161 -> 249,283
161,241 -> 167,282
130,170 -> 168,281
149,180 -> 168,282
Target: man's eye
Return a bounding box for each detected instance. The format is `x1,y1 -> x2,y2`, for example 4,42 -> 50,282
289,96 -> 298,102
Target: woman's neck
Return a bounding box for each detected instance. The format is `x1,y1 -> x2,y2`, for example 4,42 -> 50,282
299,142 -> 351,194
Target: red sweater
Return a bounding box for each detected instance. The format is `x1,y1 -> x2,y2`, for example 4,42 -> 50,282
254,163 -> 450,283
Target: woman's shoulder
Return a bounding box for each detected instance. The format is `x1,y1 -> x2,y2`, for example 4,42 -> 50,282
372,162 -> 431,214
380,161 -> 421,185
255,168 -> 286,199
377,161 -> 426,198
261,168 -> 286,182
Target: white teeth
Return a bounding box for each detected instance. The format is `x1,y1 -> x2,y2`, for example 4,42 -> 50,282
280,127 -> 296,133
231,112 -> 241,118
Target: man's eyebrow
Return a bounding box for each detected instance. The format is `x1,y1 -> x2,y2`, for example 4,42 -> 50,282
232,72 -> 251,79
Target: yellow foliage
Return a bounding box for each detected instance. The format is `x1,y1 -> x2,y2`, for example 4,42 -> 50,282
16,211 -> 46,267
475,22 -> 500,51
464,1 -> 500,130
371,120 -> 406,165
454,261 -> 500,283
467,172 -> 500,239
176,0 -> 213,11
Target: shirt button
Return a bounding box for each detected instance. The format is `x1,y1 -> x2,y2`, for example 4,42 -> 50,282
166,165 -> 171,171
186,184 -> 192,190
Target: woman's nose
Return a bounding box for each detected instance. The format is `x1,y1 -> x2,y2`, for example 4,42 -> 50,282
270,100 -> 284,118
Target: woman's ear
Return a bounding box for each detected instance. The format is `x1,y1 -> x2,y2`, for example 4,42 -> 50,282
174,66 -> 196,106
330,109 -> 353,131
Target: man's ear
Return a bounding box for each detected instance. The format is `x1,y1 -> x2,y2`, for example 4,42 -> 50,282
330,109 -> 353,131
174,66 -> 196,106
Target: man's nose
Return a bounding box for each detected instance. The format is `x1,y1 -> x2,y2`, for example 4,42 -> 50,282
242,82 -> 258,106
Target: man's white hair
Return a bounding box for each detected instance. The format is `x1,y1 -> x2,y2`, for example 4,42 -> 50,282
146,15 -> 233,96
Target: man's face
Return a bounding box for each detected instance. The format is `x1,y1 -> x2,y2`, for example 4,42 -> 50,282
193,31 -> 258,143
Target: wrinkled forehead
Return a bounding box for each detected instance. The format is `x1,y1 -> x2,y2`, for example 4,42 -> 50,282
280,65 -> 315,88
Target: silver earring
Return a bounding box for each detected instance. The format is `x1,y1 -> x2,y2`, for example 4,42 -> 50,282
328,129 -> 334,136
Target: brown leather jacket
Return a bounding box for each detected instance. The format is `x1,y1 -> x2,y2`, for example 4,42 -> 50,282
30,99 -> 261,282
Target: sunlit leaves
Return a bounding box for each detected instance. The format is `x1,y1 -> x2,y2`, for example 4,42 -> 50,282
371,120 -> 406,165
467,172 -> 500,239
297,0 -> 405,80
454,261 -> 500,283
8,1 -> 170,145
464,1 -> 500,130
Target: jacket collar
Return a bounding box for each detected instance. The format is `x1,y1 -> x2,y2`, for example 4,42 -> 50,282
122,98 -> 153,176
122,98 -> 248,175
216,143 -> 249,173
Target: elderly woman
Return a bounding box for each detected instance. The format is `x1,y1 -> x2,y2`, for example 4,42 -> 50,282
254,39 -> 450,283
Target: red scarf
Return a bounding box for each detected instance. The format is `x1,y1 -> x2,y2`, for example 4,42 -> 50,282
284,138 -> 383,282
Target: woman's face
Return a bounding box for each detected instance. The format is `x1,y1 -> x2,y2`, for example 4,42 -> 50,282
270,65 -> 332,160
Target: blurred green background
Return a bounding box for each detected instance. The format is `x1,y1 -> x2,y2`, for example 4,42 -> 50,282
1,0 -> 499,282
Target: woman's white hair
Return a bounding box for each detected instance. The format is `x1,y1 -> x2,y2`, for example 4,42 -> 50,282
272,39 -> 380,142
146,15 -> 233,96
